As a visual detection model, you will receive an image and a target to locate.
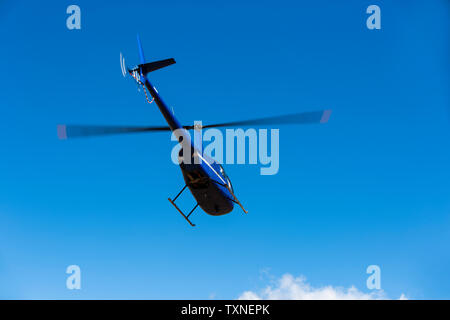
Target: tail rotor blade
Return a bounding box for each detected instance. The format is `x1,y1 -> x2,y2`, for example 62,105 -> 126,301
120,52 -> 127,77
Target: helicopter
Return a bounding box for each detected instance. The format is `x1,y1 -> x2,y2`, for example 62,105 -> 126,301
57,35 -> 332,227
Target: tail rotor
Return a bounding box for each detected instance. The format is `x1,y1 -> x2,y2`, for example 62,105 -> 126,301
120,51 -> 142,92
119,52 -> 127,78
119,35 -> 175,103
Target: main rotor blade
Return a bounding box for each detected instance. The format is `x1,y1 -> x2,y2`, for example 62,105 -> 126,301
57,110 -> 331,139
57,124 -> 171,139
184,109 -> 332,130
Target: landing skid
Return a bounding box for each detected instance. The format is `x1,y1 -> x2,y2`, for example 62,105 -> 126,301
168,181 -> 248,227
168,184 -> 198,227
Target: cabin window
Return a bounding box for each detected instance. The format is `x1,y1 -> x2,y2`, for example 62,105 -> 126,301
218,164 -> 234,192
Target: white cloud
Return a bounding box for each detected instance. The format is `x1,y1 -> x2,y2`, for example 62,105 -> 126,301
238,273 -> 407,300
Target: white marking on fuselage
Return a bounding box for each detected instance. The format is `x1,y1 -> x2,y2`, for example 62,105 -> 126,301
196,152 -> 226,185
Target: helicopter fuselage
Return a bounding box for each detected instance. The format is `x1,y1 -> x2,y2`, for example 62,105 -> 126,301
142,75 -> 235,216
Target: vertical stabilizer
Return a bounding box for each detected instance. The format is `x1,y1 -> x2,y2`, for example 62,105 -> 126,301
136,34 -> 146,65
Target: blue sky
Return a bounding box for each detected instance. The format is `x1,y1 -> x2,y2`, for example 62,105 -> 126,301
0,0 -> 449,299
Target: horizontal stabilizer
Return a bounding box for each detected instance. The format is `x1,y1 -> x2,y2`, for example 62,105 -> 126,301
129,58 -> 176,76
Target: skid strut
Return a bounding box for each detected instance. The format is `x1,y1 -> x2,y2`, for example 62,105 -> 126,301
228,188 -> 248,214
168,184 -> 198,227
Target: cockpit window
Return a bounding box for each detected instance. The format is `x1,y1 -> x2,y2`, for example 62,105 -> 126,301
218,164 -> 233,192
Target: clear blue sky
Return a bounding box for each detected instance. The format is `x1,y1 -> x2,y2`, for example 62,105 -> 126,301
0,0 -> 449,299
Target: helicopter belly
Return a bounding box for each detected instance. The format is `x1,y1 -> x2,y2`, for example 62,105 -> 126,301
180,167 -> 234,216
188,184 -> 234,216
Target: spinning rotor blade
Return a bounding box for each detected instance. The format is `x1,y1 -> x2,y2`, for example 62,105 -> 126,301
57,110 -> 331,140
57,124 -> 171,139
185,109 -> 332,130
